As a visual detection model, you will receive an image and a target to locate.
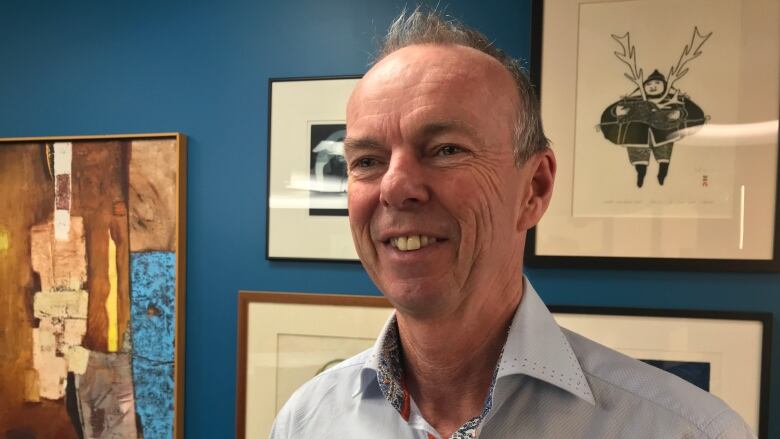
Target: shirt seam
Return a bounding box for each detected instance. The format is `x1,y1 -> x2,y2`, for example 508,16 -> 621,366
707,409 -> 747,439
583,370 -> 728,438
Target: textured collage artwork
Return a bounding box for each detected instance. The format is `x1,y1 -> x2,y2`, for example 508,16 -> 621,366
0,137 -> 182,438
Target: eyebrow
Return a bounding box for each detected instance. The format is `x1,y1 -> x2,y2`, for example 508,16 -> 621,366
418,120 -> 476,140
342,119 -> 478,152
343,137 -> 383,153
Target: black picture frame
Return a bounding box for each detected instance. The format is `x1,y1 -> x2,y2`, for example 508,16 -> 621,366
265,75 -> 363,262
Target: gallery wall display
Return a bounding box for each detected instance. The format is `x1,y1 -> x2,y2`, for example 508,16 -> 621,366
266,76 -> 362,261
527,0 -> 780,271
0,133 -> 187,439
235,292 -> 771,438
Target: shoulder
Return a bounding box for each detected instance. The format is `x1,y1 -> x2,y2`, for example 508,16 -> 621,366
270,349 -> 372,438
563,328 -> 754,438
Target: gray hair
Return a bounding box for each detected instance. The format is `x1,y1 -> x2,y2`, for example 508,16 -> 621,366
375,7 -> 549,166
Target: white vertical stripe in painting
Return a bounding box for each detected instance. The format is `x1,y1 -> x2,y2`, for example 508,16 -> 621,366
53,142 -> 72,173
54,211 -> 71,242
53,142 -> 72,241
739,185 -> 745,250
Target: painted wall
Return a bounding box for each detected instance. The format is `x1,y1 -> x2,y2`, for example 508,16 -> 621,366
0,0 -> 777,437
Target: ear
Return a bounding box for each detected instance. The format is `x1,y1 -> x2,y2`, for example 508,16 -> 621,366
516,149 -> 556,232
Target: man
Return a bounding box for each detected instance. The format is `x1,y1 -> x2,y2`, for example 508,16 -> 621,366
271,9 -> 755,439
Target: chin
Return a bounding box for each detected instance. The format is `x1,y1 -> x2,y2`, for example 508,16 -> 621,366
380,280 -> 457,317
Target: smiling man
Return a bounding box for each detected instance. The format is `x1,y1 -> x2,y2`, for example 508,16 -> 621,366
270,9 -> 755,439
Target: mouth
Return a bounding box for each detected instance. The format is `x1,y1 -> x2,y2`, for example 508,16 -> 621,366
387,235 -> 440,252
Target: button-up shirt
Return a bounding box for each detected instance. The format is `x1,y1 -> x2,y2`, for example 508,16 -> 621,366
270,280 -> 756,438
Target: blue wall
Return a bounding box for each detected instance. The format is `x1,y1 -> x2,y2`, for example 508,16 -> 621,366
1,1 -> 777,437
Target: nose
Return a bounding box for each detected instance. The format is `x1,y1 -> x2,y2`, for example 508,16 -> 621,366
379,151 -> 430,209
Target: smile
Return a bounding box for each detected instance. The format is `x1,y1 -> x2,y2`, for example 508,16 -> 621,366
389,235 -> 438,252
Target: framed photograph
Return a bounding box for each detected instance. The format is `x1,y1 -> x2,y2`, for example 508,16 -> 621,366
235,292 -> 771,438
527,0 -> 780,271
266,76 -> 362,261
0,133 -> 187,438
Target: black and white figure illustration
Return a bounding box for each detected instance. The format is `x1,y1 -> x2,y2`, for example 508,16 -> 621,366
599,28 -> 711,188
308,123 -> 348,216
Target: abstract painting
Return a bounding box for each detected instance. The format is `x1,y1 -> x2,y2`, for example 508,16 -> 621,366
0,133 -> 186,439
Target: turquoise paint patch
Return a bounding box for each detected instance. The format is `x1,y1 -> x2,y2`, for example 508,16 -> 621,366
131,251 -> 175,439
134,359 -> 175,439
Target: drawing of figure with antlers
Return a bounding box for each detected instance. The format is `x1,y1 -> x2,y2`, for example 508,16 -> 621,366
599,28 -> 711,187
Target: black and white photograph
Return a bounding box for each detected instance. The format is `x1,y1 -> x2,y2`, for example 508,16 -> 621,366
308,123 -> 348,216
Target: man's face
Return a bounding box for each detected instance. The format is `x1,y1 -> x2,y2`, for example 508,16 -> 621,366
644,79 -> 665,97
344,44 -> 535,318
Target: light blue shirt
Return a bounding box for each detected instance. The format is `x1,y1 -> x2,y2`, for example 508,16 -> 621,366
270,280 -> 756,438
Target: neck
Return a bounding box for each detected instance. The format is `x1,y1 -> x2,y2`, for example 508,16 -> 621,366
396,281 -> 523,438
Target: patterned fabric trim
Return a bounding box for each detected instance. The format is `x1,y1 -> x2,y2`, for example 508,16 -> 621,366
376,316 -> 406,414
375,317 -> 506,438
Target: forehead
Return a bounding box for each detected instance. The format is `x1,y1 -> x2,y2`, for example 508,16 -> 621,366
347,44 -> 518,129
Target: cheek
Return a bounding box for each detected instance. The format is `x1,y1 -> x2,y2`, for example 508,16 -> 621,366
347,183 -> 377,234
456,170 -> 522,235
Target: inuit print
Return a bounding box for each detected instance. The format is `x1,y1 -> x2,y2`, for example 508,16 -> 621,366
599,28 -> 711,187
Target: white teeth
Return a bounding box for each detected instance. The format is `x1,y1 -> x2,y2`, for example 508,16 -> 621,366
390,235 -> 437,252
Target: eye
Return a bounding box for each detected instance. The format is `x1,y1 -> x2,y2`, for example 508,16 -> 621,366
436,144 -> 462,156
352,157 -> 378,169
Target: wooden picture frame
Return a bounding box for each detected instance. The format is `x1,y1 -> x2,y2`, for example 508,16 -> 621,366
235,291 -> 771,438
0,133 -> 187,438
527,0 -> 780,271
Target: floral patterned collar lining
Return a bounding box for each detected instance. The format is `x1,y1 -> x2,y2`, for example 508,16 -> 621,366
374,316 -> 501,439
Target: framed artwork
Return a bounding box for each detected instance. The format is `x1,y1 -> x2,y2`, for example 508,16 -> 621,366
235,292 -> 392,439
0,133 -> 187,439
553,307 -> 772,438
266,76 -> 362,261
527,0 -> 780,271
235,291 -> 771,438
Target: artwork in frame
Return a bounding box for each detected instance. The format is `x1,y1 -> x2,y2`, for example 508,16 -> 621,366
526,0 -> 780,271
0,133 -> 187,439
266,76 -> 362,261
235,292 -> 771,439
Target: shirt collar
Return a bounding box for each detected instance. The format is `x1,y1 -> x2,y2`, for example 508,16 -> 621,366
356,278 -> 595,407
497,278 -> 595,405
354,312 -> 399,398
